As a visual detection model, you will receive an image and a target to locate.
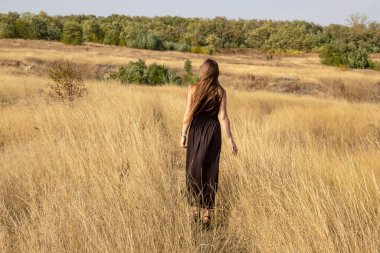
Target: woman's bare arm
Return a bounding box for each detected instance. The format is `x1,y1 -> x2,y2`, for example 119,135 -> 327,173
218,88 -> 238,154
181,85 -> 194,134
218,89 -> 233,139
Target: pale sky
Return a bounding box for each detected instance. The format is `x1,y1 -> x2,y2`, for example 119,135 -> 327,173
0,0 -> 379,26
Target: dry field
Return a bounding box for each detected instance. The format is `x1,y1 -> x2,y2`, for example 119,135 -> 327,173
0,39 -> 380,252
1,39 -> 380,102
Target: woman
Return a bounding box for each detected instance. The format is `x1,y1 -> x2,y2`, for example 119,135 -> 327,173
180,58 -> 238,229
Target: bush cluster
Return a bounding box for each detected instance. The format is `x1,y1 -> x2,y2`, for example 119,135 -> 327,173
319,41 -> 375,69
110,59 -> 198,85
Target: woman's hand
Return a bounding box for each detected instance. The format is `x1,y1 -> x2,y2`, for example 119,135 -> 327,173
180,136 -> 187,149
229,138 -> 238,155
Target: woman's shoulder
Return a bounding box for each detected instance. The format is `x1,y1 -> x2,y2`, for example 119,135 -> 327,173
188,84 -> 197,95
217,85 -> 226,98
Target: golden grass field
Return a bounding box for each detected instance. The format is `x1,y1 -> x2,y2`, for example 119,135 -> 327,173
0,39 -> 380,252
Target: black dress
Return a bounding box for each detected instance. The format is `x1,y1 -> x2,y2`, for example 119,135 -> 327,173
185,92 -> 222,209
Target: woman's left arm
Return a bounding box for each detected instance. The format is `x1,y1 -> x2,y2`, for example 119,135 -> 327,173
180,86 -> 193,147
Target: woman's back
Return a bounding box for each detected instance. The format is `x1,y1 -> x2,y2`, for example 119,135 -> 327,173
192,86 -> 223,120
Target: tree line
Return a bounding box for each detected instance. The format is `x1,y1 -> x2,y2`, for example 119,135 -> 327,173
0,11 -> 379,55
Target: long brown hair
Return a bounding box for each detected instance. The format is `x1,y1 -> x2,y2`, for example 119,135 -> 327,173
184,58 -> 224,124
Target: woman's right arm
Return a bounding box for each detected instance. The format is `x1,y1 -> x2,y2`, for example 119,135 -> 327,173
218,88 -> 238,155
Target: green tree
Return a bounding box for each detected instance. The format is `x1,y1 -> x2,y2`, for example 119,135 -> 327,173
62,21 -> 83,45
205,34 -> 220,48
29,12 -> 49,39
265,21 -> 322,51
46,19 -> 62,40
102,22 -> 122,45
245,22 -> 274,49
14,17 -> 31,39
323,24 -> 351,44
0,12 -> 18,38
0,22 -> 16,38
83,19 -> 103,43
124,26 -> 163,50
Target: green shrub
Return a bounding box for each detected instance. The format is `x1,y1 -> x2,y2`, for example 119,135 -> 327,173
320,42 -> 346,66
111,59 -> 174,85
168,69 -> 183,85
347,47 -> 372,69
111,59 -> 202,85
145,63 -> 169,85
320,41 -> 373,69
113,59 -> 148,84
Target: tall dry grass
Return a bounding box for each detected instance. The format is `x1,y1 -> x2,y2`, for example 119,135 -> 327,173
0,70 -> 379,252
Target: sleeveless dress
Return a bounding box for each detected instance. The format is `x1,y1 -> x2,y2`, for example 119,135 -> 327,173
185,91 -> 222,209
